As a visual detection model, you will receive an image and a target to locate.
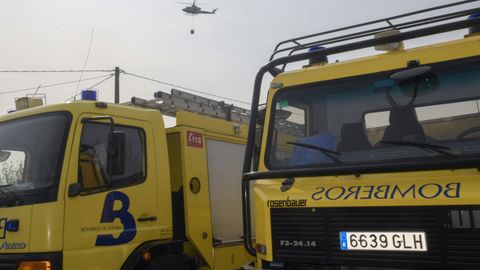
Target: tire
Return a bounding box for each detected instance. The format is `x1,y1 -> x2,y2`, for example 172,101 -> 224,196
145,254 -> 194,270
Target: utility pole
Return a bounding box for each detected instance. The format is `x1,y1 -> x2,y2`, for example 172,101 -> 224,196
114,66 -> 120,104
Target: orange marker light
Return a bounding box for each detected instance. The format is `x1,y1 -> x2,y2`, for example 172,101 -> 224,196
17,261 -> 51,270
255,243 -> 267,255
142,251 -> 152,262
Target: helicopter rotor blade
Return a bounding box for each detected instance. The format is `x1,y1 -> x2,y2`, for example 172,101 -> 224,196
175,1 -> 209,5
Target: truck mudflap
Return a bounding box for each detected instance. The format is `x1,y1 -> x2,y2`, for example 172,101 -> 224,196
0,252 -> 62,270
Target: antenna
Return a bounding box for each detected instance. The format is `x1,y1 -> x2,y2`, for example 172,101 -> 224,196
74,29 -> 95,100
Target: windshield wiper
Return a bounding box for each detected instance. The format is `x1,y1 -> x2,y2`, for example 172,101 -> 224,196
287,141 -> 344,165
380,140 -> 455,156
0,184 -> 21,206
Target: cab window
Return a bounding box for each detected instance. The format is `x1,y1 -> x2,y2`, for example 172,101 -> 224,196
0,150 -> 26,186
78,122 -> 146,192
267,57 -> 480,170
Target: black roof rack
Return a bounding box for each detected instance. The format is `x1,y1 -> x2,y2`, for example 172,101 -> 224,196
270,0 -> 480,66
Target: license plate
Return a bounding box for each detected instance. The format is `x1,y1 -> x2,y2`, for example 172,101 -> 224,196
339,232 -> 427,251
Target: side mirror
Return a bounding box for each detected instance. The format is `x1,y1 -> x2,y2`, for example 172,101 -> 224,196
253,127 -> 263,171
107,131 -> 126,176
257,108 -> 266,126
68,183 -> 82,197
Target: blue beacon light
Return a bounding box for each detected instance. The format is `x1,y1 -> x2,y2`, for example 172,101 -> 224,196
81,90 -> 98,101
5,219 -> 19,232
308,46 -> 328,65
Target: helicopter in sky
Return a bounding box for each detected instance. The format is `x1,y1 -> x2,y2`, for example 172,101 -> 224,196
177,1 -> 218,15
176,1 -> 217,34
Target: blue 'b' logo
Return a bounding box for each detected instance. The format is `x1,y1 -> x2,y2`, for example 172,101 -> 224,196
95,191 -> 136,246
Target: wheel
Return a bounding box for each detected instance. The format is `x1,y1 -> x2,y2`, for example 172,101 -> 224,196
145,254 -> 194,270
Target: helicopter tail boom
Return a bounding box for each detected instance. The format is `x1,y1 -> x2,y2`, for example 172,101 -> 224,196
199,8 -> 217,14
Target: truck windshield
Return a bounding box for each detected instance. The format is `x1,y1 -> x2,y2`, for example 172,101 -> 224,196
267,57 -> 480,170
0,112 -> 71,205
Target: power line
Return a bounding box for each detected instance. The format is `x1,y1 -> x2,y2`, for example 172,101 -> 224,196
0,69 -> 113,73
0,74 -> 113,95
124,72 -> 251,106
0,69 -> 252,105
87,74 -> 114,90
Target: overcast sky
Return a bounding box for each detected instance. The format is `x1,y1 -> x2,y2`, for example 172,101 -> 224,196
0,0 -> 478,118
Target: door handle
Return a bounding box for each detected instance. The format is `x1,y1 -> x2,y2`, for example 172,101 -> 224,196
137,216 -> 157,222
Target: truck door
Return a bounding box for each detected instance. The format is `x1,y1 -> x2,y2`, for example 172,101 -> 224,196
63,115 -> 160,270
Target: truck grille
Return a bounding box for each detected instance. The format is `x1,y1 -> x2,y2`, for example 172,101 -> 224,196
270,206 -> 480,269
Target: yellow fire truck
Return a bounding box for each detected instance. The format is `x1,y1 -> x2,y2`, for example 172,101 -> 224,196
0,89 -> 253,269
241,1 -> 480,269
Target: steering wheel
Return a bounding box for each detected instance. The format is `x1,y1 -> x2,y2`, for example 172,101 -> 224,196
456,126 -> 480,141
